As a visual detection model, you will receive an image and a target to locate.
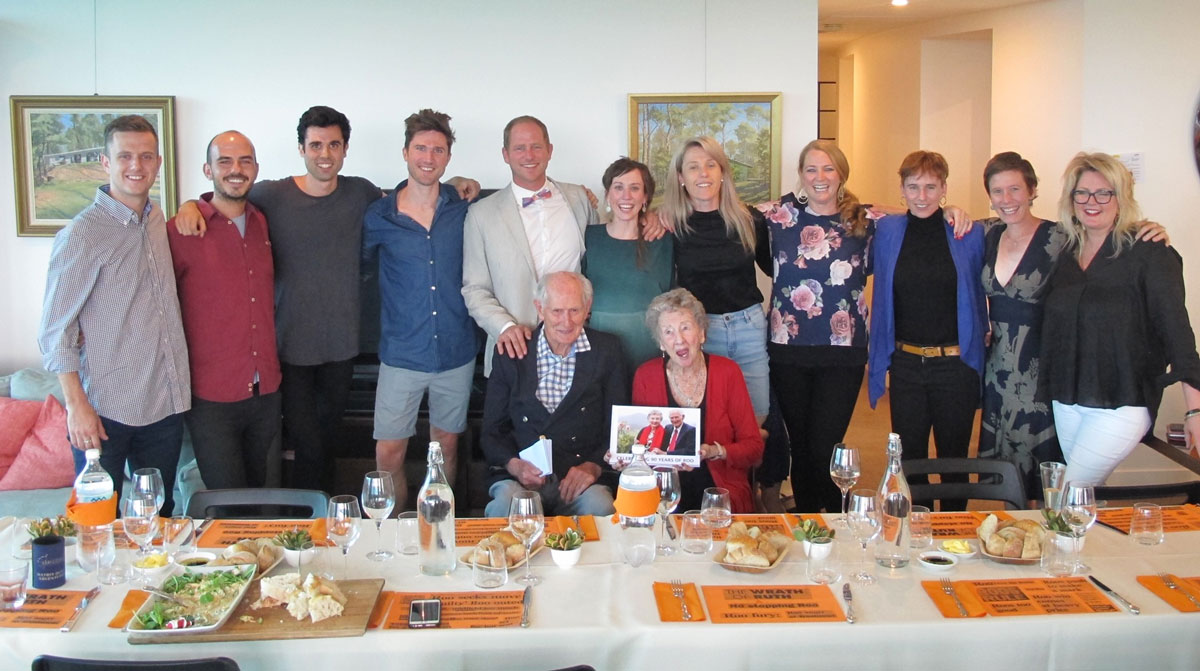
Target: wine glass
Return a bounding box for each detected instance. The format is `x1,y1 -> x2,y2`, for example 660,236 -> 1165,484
1063,481 -> 1097,573
361,471 -> 396,562
654,467 -> 682,556
327,495 -> 362,579
700,487 -> 732,529
132,467 -> 165,516
508,491 -> 544,586
122,492 -> 160,587
829,444 -> 861,528
162,516 -> 195,563
846,488 -> 881,585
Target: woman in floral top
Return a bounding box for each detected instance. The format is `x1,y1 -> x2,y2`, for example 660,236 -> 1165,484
758,140 -> 873,514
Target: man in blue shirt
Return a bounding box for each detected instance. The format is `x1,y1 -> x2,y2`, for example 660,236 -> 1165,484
362,109 -> 478,506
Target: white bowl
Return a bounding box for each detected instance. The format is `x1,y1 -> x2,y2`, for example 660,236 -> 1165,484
550,547 -> 582,568
175,551 -> 217,568
917,551 -> 959,572
282,546 -> 318,567
939,539 -> 978,559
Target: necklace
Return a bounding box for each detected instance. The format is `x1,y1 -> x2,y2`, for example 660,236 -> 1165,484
666,358 -> 707,408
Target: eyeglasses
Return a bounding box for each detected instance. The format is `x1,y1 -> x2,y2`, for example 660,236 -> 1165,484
1071,189 -> 1115,205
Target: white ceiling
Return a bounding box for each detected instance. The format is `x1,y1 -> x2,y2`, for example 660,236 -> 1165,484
818,0 -> 1043,50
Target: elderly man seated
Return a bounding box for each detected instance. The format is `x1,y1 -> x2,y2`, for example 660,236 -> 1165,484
481,271 -> 629,517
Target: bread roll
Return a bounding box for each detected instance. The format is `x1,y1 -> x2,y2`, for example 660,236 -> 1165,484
761,530 -> 791,552
491,530 -> 520,547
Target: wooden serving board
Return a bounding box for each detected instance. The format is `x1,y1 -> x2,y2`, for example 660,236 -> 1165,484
128,578 -> 385,645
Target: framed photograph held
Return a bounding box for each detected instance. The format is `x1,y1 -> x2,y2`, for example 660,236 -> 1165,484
628,92 -> 782,207
609,405 -> 702,468
9,95 -> 177,236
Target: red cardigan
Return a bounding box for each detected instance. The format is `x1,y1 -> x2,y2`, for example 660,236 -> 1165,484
632,354 -> 764,513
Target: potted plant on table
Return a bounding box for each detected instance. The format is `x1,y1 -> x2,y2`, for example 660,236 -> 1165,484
275,528 -> 316,567
26,515 -> 77,559
793,519 -> 835,559
546,527 -> 584,568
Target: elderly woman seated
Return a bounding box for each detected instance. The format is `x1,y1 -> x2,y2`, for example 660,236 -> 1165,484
632,289 -> 764,513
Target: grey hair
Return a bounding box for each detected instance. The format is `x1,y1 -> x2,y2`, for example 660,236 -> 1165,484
534,271 -> 593,306
644,288 -> 708,340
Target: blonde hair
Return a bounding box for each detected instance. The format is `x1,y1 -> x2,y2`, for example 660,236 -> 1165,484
1057,152 -> 1142,261
661,136 -> 755,254
796,139 -> 869,238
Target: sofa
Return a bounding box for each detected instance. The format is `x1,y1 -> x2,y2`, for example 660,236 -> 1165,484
0,367 -> 203,519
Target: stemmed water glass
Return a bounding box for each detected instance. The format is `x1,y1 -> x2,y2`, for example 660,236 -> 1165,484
131,468 -> 165,515
654,467 -> 682,556
361,471 -> 396,562
1063,481 -> 1097,573
829,444 -> 861,528
122,492 -> 160,587
700,487 -> 732,530
846,488 -> 881,585
327,495 -> 362,579
508,491 -> 544,586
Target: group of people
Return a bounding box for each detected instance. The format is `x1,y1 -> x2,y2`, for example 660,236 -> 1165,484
37,104 -> 1199,521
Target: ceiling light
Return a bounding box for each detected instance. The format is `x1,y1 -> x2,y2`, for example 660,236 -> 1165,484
892,0 -> 909,6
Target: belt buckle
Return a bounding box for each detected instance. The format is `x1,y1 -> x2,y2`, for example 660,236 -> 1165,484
921,345 -> 940,358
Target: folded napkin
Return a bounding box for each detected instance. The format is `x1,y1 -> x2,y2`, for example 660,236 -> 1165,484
108,589 -> 150,628
653,581 -> 706,622
613,486 -> 660,520
920,580 -> 987,618
1137,574 -> 1200,613
367,591 -> 398,629
65,490 -> 117,527
548,515 -> 599,541
309,517 -> 330,546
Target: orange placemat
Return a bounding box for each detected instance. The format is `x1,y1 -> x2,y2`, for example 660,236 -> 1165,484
367,591 -> 400,628
455,518 -> 508,546
1136,574 -> 1200,612
671,514 -> 793,542
930,511 -> 1014,539
924,578 -> 1118,618
0,589 -> 89,629
381,591 -> 524,629
700,585 -> 844,623
197,519 -> 329,548
108,589 -> 150,628
1096,506 -> 1200,534
920,581 -> 987,618
653,581 -> 706,622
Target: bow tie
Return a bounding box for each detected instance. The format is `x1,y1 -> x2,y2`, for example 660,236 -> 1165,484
522,188 -> 552,208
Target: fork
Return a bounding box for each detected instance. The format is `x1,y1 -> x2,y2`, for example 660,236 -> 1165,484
670,579 -> 693,621
1158,573 -> 1200,609
940,578 -> 969,617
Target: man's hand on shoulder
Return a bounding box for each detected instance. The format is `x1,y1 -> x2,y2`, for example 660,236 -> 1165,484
558,462 -> 600,503
506,458 -> 546,489
447,176 -> 481,202
641,210 -> 672,242
496,324 -> 531,359
173,199 -> 207,237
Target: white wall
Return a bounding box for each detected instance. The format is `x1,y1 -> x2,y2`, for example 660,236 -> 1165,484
0,0 -> 818,371
1080,0 -> 1200,432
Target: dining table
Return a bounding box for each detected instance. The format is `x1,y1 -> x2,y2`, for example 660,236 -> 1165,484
2,509 -> 1198,671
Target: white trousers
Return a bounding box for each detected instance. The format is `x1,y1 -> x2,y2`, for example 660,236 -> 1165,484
1052,401 -> 1152,486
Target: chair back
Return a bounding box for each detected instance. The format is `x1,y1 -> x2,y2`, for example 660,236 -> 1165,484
904,458 -> 1026,510
1094,480 -> 1200,507
185,488 -> 329,520
33,655 -> 239,670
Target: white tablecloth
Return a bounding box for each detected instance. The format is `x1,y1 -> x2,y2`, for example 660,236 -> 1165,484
3,512 -> 1198,670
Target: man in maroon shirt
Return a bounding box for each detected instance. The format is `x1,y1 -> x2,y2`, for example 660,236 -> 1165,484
167,131 -> 282,489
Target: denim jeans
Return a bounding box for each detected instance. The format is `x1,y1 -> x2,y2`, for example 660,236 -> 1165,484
73,413 -> 184,517
1052,402 -> 1151,486
186,391 -> 282,490
485,477 -> 615,517
705,305 -> 769,418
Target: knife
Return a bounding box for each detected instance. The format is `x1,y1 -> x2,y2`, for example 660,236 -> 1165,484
842,583 -> 855,624
664,514 -> 677,541
520,585 -> 531,628
60,585 -> 101,632
1088,575 -> 1140,615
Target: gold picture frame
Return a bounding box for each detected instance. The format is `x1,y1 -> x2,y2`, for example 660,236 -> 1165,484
628,92 -> 782,206
9,95 -> 178,237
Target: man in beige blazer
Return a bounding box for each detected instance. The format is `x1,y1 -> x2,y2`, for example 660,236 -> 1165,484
463,115 -> 599,374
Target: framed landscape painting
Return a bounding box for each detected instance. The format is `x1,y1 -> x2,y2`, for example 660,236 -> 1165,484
9,95 -> 177,236
628,92 -> 782,207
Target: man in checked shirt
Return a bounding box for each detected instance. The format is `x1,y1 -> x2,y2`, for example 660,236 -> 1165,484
38,115 -> 190,516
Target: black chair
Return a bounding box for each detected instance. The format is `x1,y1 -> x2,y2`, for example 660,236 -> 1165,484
185,488 -> 329,519
1094,480 -> 1200,506
904,458 -> 1027,510
33,656 -> 239,671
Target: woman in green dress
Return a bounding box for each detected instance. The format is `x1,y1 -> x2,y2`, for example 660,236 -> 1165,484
583,158 -> 673,373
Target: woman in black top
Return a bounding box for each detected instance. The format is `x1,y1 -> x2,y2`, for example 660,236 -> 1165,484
1042,152 -> 1200,485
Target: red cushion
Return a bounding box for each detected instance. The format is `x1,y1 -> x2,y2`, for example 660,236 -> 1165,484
0,397 -> 42,480
0,396 -> 75,491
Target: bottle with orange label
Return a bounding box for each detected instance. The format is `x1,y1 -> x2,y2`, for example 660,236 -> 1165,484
875,433 -> 912,568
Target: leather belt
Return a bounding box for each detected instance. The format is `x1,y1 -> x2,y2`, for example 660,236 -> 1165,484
896,341 -> 960,358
